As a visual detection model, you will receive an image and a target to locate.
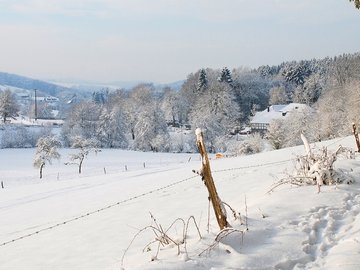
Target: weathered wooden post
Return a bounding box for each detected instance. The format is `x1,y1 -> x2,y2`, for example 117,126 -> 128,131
352,123 -> 360,152
195,128 -> 229,230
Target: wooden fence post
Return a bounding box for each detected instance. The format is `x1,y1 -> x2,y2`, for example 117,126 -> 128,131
195,128 -> 229,230
352,123 -> 360,152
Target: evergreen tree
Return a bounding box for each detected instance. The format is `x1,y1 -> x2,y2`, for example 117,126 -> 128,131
218,67 -> 233,86
196,68 -> 208,92
92,89 -> 109,105
281,61 -> 312,86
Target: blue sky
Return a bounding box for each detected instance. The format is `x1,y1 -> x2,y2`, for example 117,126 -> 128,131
0,0 -> 359,83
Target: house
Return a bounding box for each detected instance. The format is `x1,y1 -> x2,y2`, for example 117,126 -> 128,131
250,103 -> 311,133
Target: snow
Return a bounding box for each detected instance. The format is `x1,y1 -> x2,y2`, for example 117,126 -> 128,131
0,136 -> 360,269
251,103 -> 311,125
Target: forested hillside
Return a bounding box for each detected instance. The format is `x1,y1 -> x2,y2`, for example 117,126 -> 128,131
1,52 -> 360,153
61,52 -> 360,152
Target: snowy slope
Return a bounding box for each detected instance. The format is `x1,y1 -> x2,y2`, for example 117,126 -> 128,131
0,136 -> 359,270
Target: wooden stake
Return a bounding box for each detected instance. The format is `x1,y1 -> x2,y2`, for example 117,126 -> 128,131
195,128 -> 229,230
352,123 -> 360,152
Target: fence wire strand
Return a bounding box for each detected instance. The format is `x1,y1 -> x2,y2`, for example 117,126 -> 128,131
0,152 -> 335,247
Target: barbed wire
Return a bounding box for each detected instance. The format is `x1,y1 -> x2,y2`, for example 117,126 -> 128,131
0,157 -> 309,248
212,159 -> 294,173
0,174 -> 199,247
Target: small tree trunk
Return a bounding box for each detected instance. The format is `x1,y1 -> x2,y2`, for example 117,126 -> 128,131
39,163 -> 44,179
352,123 -> 360,152
79,158 -> 84,174
195,128 -> 229,230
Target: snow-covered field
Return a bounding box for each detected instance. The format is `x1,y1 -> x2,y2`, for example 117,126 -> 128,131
1,136 -> 360,270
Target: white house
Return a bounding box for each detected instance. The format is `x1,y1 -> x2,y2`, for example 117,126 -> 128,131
250,103 -> 311,132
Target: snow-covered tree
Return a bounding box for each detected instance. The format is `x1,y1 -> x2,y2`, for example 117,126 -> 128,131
218,67 -> 233,86
266,119 -> 286,149
232,69 -> 272,121
269,86 -> 288,105
160,87 -> 181,126
281,61 -> 312,86
282,107 -> 315,147
293,74 -> 323,105
0,89 -> 19,123
124,84 -> 154,140
197,68 -> 208,92
92,89 -> 109,105
62,101 -> 101,146
190,81 -> 240,152
33,136 -> 61,179
314,86 -> 350,140
97,107 -> 128,148
29,102 -> 53,119
133,104 -> 170,152
347,79 -> 360,127
66,136 -> 99,174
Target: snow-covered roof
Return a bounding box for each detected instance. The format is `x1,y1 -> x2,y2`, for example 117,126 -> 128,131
250,103 -> 310,124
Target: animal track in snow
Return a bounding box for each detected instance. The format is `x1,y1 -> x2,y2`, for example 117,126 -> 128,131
299,192 -> 360,269
275,192 -> 360,270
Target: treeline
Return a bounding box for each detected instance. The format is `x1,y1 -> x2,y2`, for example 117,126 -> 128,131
1,52 -> 360,152
60,52 -> 359,152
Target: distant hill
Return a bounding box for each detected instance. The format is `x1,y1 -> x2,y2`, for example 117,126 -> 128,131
52,79 -> 185,92
156,80 -> 184,91
0,71 -> 185,97
0,72 -> 75,96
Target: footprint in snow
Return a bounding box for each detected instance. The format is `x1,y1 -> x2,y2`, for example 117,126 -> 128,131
277,192 -> 360,269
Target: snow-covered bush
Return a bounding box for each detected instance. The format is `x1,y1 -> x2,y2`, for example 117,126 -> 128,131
266,119 -> 286,150
269,134 -> 355,193
169,131 -> 196,153
0,126 -> 52,148
234,133 -> 265,155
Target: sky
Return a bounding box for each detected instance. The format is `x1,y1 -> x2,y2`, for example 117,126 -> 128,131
0,0 -> 359,84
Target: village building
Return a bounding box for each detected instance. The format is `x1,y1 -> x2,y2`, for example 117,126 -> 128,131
250,103 -> 311,133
